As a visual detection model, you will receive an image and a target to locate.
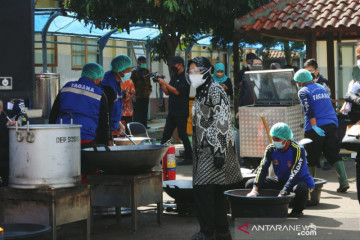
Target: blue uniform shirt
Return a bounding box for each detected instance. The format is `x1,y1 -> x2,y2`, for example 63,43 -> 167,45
101,71 -> 123,130
57,77 -> 103,141
298,82 -> 338,131
254,141 -> 315,192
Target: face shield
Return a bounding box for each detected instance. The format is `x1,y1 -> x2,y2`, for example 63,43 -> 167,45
185,66 -> 211,88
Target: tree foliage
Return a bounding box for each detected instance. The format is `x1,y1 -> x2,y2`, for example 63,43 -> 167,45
64,0 -> 274,65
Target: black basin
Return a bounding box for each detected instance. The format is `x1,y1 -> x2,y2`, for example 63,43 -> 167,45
163,180 -> 195,216
224,189 -> 295,218
82,145 -> 169,174
0,223 -> 51,239
308,178 -> 327,206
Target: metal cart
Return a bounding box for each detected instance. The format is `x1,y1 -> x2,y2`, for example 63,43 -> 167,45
238,69 -> 304,159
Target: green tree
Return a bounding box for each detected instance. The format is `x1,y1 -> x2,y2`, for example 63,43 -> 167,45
64,0 -> 271,66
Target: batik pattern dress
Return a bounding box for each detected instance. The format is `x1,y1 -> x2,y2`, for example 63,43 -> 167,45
192,79 -> 242,185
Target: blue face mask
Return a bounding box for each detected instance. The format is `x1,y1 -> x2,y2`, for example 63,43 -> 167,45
273,141 -> 285,149
296,84 -> 302,90
140,63 -> 146,68
121,72 -> 131,82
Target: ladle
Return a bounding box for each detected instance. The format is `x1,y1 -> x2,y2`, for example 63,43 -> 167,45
121,131 -> 137,145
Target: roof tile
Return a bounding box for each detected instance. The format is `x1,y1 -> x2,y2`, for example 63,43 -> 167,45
235,0 -> 360,31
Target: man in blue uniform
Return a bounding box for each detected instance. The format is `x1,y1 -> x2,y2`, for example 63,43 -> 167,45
49,63 -> 110,148
246,122 -> 315,217
101,55 -> 132,135
294,69 -> 349,192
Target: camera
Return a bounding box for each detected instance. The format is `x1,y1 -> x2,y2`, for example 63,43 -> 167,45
149,72 -> 165,83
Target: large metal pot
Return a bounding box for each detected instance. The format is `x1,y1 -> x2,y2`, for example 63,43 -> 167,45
8,117 -> 81,189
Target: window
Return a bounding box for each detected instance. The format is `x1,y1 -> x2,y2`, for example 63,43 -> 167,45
34,35 -> 57,67
71,37 -> 99,69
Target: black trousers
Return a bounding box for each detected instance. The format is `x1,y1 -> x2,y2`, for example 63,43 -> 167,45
161,114 -> 192,160
133,98 -> 149,127
245,177 -> 309,213
304,124 -> 342,166
193,184 -> 229,237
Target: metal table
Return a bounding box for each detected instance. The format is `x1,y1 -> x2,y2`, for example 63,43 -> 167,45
87,171 -> 162,232
0,184 -> 91,240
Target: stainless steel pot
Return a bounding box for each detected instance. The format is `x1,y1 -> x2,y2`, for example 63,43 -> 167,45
8,114 -> 81,189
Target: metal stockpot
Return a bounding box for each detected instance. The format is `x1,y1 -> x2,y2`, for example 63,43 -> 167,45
8,113 -> 81,189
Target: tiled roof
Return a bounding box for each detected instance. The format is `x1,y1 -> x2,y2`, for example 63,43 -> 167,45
235,0 -> 360,32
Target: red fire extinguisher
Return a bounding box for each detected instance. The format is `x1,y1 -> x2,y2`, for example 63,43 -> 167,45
162,145 -> 176,181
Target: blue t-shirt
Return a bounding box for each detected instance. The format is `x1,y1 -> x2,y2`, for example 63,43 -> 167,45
298,82 -> 338,131
254,141 -> 315,191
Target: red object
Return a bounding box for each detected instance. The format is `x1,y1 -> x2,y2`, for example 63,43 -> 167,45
235,0 -> 360,32
162,145 -> 176,181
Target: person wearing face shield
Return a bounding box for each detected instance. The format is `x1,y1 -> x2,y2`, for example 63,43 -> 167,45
101,55 -> 132,136
294,69 -> 350,193
245,123 -> 315,217
344,44 -> 360,203
157,56 -> 193,165
131,56 -> 152,128
49,63 -> 110,148
188,57 -> 242,240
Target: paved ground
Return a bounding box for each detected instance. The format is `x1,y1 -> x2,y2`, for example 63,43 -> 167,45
33,156 -> 359,240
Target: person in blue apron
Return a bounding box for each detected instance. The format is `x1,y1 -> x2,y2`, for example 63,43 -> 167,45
49,63 -> 110,148
294,69 -> 349,193
245,122 -> 315,217
101,55 -> 132,136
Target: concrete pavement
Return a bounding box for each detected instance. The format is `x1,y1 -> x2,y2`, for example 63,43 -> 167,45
35,156 -> 359,240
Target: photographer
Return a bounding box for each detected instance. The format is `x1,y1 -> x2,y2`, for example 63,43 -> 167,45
131,56 -> 152,128
158,56 -> 193,165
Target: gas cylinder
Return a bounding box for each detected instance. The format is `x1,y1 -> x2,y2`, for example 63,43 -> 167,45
162,145 -> 176,181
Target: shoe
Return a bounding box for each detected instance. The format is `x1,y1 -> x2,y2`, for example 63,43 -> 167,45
322,161 -> 332,170
178,159 -> 193,165
334,161 -> 349,193
190,232 -> 215,240
288,210 -> 304,218
337,184 -> 350,193
145,126 -> 151,129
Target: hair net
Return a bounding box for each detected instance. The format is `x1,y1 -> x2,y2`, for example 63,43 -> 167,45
270,122 -> 293,141
214,62 -> 225,73
293,69 -> 313,83
81,63 -> 104,80
110,55 -> 132,73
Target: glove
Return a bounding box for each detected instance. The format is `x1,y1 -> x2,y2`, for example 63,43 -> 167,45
214,153 -> 225,169
312,125 -> 325,136
247,190 -> 259,197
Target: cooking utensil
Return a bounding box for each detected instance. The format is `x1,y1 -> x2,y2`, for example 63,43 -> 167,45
121,131 -> 137,145
82,144 -> 169,174
8,112 -> 81,189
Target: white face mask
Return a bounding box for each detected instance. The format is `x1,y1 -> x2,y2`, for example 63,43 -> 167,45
357,59 -> 360,70
188,68 -> 210,89
189,74 -> 205,89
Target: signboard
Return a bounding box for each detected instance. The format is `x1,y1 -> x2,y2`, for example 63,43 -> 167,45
0,77 -> 13,90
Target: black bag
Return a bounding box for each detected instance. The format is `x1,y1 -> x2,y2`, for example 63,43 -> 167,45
341,121 -> 360,152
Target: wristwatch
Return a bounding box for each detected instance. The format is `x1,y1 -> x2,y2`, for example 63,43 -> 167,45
280,189 -> 289,195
